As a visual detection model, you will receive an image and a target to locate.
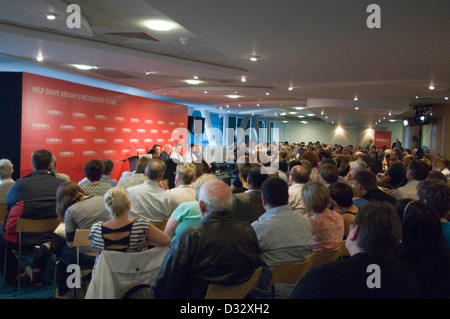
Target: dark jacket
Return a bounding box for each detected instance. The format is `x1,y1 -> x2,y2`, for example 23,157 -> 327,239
232,190 -> 265,223
1,170 -> 66,244
362,188 -> 397,206
151,211 -> 261,299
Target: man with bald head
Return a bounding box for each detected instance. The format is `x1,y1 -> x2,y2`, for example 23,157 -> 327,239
288,164 -> 310,214
151,179 -> 261,299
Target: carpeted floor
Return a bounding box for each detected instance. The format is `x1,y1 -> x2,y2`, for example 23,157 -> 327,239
0,255 -> 56,299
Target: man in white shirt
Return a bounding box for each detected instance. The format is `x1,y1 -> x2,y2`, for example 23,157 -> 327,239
288,165 -> 310,214
127,159 -> 168,222
390,159 -> 429,200
170,143 -> 184,163
183,144 -> 198,163
164,163 -> 197,215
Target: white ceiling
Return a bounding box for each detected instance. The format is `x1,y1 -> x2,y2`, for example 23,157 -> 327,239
0,0 -> 449,127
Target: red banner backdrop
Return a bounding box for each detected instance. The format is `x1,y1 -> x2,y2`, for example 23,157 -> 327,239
21,73 -> 188,182
374,131 -> 392,148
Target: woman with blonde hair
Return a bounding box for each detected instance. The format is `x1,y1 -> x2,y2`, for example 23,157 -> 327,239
89,187 -> 170,254
302,182 -> 344,251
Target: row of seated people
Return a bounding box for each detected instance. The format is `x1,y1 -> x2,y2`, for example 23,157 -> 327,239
0,146 -> 449,299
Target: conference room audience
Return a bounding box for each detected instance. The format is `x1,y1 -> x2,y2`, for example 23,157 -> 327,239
0,149 -> 66,286
378,148 -> 407,189
127,159 -> 168,222
164,173 -> 217,243
318,163 -> 340,187
396,200 -> 450,299
251,177 -> 313,299
79,159 -> 112,197
290,202 -> 418,299
54,181 -> 110,298
302,182 -> 344,251
300,151 -> 320,182
117,156 -> 151,189
232,164 -> 267,223
435,157 -> 450,183
151,179 -> 261,299
89,187 -> 170,254
0,158 -> 15,205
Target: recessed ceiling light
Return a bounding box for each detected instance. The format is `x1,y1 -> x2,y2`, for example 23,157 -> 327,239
265,92 -> 270,95
185,79 -> 201,85
429,84 -> 435,90
257,104 -> 260,107
354,96 -> 358,101
355,106 -> 359,110
280,112 -> 287,116
204,91 -> 208,94
307,114 -> 315,117
445,97 -> 449,100
294,107 -> 305,110
193,75 -> 199,79
36,56 -> 43,62
325,116 -> 328,119
283,121 -> 288,123
298,115 -> 305,118
73,64 -> 97,70
389,111 -> 392,116
227,94 -> 241,99
145,19 -> 177,31
145,71 -> 151,75
321,110 -> 324,115
389,119 -> 396,122
241,76 -> 246,82
301,121 -> 308,124
288,86 -> 294,91
289,112 -> 297,114
247,55 -> 260,62
45,13 -> 58,20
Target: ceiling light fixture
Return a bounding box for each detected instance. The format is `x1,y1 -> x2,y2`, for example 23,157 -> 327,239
36,55 -> 43,62
45,12 -> 58,20
145,19 -> 177,31
307,114 -> 315,117
288,86 -> 294,91
248,55 -> 260,62
298,115 -> 305,118
294,107 -> 305,110
445,97 -> 449,100
321,110 -> 324,115
227,94 -> 241,99
355,106 -> 359,110
389,111 -> 392,116
73,64 -> 98,70
193,75 -> 199,79
429,84 -> 435,90
241,76 -> 246,82
301,121 -> 308,124
185,79 -> 201,85
265,92 -> 270,95
354,96 -> 358,101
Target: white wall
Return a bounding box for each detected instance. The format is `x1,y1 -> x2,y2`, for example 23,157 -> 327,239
273,121 -> 405,147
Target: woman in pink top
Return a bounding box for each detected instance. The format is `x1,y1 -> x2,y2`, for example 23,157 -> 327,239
302,182 -> 344,251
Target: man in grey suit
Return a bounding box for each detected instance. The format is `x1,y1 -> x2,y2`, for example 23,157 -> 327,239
231,164 -> 268,223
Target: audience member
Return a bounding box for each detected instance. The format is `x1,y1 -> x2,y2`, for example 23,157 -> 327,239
0,149 -> 66,286
51,154 -> 71,182
54,181 -> 110,298
232,162 -> 251,194
288,164 -> 310,214
170,143 -> 184,163
183,144 -> 198,163
151,179 -> 261,299
290,202 -> 418,299
378,149 -> 406,189
164,163 -> 197,215
390,159 -> 429,200
353,170 -> 397,207
397,200 -> 450,298
416,180 -> 450,248
302,182 -> 344,251
251,177 -> 313,299
127,159 -> 168,222
344,159 -> 367,187
148,144 -> 161,159
426,170 -> 447,183
100,158 -> 117,186
79,159 -> 112,197
435,157 -> 450,183
159,144 -> 171,163
89,187 -> 170,254
300,151 -> 320,182
232,164 -> 267,223
164,174 -> 217,243
117,156 -> 151,189
0,159 -> 15,205
318,163 -> 339,187
329,182 -> 359,239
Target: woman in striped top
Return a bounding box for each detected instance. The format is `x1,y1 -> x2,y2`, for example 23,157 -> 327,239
89,187 -> 170,254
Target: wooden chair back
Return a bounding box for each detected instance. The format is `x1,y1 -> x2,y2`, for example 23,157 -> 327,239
269,254 -> 314,285
16,217 -> 60,233
73,229 -> 91,248
340,240 -> 351,258
310,245 -> 342,269
205,267 -> 262,299
0,204 -> 8,224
